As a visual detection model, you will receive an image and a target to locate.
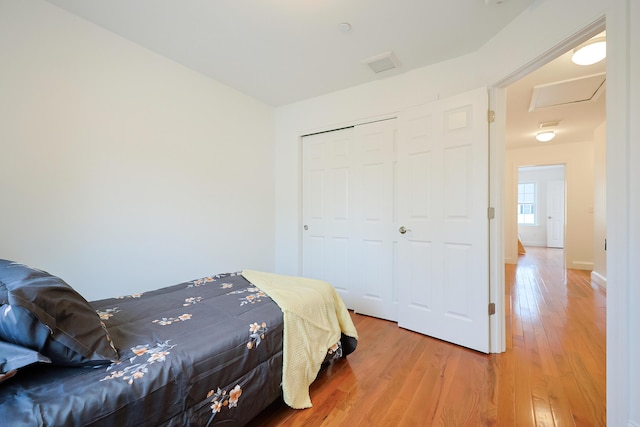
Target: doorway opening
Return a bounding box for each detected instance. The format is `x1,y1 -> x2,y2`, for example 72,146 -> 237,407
489,18 -> 607,353
517,164 -> 566,256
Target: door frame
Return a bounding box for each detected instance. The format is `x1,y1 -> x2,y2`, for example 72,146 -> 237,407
513,164 -> 566,249
487,17 -> 606,353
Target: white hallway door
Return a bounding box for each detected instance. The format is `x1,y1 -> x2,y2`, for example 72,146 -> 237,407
302,87 -> 490,353
546,180 -> 565,248
396,87 -> 490,353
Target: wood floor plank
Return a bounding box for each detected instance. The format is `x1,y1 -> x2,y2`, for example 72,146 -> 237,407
404,342 -> 461,426
492,353 -> 516,426
252,247 -> 606,426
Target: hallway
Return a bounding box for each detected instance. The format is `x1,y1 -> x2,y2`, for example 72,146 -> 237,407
502,246 -> 606,425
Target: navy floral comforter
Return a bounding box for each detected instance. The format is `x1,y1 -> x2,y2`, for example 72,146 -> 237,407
1,272 -> 289,426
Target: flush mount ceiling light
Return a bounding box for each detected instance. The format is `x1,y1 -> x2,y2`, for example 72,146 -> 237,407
571,36 -> 606,65
535,130 -> 556,142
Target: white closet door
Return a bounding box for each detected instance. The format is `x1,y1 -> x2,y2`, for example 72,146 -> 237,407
396,87 -> 490,353
302,127 -> 356,308
351,120 -> 398,321
302,120 -> 398,320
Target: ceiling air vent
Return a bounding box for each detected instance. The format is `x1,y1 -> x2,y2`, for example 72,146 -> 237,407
529,72 -> 606,111
363,51 -> 401,74
539,120 -> 560,129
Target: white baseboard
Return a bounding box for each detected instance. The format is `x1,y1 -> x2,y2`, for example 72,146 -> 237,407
520,241 -> 546,247
591,271 -> 607,289
569,261 -> 594,270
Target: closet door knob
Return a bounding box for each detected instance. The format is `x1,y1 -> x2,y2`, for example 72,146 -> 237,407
399,226 -> 411,234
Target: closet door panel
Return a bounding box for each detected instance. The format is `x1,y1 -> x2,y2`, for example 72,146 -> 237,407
302,120 -> 397,321
302,128 -> 355,308
352,120 -> 397,321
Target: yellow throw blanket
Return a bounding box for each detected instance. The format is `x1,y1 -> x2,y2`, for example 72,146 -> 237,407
241,270 -> 358,409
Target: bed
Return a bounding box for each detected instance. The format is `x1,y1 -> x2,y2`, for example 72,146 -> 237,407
0,260 -> 357,426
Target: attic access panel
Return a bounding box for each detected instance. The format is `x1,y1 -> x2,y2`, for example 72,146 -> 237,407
529,72 -> 606,111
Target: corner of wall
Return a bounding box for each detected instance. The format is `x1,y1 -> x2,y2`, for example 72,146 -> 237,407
504,256 -> 518,265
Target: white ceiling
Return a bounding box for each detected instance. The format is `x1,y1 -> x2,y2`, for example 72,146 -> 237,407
44,0 -> 605,148
505,37 -> 606,149
45,0 -> 535,106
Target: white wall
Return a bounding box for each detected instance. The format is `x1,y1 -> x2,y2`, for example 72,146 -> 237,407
0,0 -> 275,300
506,143 -> 595,269
592,121 -> 607,286
517,166 -> 565,247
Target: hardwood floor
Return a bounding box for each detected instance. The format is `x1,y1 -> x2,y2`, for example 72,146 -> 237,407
252,247 -> 606,426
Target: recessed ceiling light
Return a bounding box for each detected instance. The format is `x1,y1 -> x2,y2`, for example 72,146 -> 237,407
571,36 -> 606,65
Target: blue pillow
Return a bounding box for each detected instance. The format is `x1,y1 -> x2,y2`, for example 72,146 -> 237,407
0,260 -> 118,366
0,340 -> 50,375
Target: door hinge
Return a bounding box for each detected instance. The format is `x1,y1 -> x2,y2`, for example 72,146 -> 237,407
488,302 -> 496,316
488,109 -> 495,123
488,207 -> 495,219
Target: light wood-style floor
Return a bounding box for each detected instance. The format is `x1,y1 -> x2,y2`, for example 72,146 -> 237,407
253,247 -> 606,426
